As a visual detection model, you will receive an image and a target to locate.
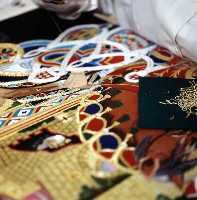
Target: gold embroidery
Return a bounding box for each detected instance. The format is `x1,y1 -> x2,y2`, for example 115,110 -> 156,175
160,80 -> 197,117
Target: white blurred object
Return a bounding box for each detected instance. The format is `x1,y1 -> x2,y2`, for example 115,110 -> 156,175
37,135 -> 67,150
0,0 -> 23,9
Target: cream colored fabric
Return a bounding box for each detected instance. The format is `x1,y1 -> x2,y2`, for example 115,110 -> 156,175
132,0 -> 197,61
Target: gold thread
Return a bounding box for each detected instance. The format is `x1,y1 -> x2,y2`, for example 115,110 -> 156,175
159,80 -> 197,118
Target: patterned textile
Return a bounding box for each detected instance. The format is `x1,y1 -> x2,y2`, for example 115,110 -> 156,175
0,24 -> 196,200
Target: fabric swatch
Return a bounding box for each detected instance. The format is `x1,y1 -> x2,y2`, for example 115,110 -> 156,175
138,77 -> 197,130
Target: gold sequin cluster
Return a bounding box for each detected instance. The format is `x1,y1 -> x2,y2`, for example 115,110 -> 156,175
160,80 -> 197,117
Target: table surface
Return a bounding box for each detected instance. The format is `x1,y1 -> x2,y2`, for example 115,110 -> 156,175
0,0 -> 38,22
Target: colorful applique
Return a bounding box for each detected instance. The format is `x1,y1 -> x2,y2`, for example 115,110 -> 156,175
54,24 -> 103,42
106,27 -> 154,51
0,43 -> 24,66
19,39 -> 51,54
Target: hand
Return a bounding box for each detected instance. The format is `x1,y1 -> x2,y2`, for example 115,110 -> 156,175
33,0 -> 90,19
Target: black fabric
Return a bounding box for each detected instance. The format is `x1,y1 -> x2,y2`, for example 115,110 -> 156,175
0,9 -> 104,43
138,77 -> 197,130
